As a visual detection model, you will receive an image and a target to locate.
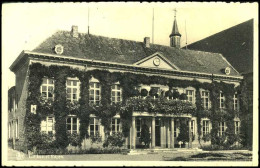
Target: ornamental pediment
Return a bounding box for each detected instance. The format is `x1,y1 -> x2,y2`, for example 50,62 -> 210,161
133,52 -> 179,70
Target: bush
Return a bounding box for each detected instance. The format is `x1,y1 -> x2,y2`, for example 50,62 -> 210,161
36,133 -> 55,150
179,93 -> 188,100
103,132 -> 125,148
140,89 -> 148,97
202,133 -> 211,142
36,147 -> 124,155
90,133 -> 102,144
67,132 -> 82,147
172,90 -> 180,99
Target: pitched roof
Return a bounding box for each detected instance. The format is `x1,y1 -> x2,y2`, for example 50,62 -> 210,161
186,19 -> 253,74
32,30 -> 240,76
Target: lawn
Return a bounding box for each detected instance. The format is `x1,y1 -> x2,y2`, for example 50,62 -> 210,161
163,151 -> 252,161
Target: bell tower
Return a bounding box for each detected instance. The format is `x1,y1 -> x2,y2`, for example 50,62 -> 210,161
169,9 -> 181,48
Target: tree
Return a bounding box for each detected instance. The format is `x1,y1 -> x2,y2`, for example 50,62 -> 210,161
177,119 -> 189,145
139,124 -> 151,148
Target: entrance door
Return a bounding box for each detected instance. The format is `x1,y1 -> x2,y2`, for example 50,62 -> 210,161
155,119 -> 161,146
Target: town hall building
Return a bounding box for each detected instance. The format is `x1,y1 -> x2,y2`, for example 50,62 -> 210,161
8,14 -> 243,153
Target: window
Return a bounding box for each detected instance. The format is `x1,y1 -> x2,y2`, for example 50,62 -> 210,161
89,82 -> 101,105
111,84 -> 122,103
235,121 -> 240,134
41,116 -> 55,135
111,118 -> 120,133
66,79 -> 80,101
202,120 -> 210,136
41,78 -> 54,99
89,118 -> 100,136
201,91 -> 210,109
234,93 -> 238,110
136,119 -> 142,138
218,122 -> 226,136
66,117 -> 79,134
191,120 -> 195,136
186,90 -> 195,104
220,92 -> 225,109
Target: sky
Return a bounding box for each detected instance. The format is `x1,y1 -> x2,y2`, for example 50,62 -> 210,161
2,2 -> 258,89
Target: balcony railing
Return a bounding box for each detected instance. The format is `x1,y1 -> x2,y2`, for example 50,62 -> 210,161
125,96 -> 196,115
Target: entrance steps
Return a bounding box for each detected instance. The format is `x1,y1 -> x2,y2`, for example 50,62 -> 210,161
126,148 -> 203,155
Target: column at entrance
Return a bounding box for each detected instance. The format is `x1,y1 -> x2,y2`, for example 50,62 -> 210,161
170,118 -> 174,148
131,116 -> 136,149
188,118 -> 192,148
151,117 -> 155,148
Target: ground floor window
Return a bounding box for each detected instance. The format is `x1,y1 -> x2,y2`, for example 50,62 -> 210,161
41,116 -> 55,135
66,116 -> 79,134
235,121 -> 240,134
111,118 -> 120,134
202,120 -> 210,136
89,117 -> 100,136
218,121 -> 226,136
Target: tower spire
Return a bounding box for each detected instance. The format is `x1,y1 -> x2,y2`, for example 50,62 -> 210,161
169,8 -> 181,48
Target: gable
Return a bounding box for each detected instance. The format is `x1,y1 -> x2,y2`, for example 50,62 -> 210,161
134,53 -> 179,70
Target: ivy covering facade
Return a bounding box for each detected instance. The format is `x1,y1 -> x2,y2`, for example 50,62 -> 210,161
24,62 -> 245,151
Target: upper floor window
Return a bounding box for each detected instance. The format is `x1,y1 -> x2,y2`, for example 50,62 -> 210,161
66,79 -> 80,101
41,116 -> 55,135
218,121 -> 226,136
186,90 -> 195,104
201,91 -> 210,109
202,120 -> 210,136
111,84 -> 122,104
66,116 -> 79,134
111,118 -> 121,134
234,121 -> 240,134
89,117 -> 100,136
219,92 -> 225,109
89,82 -> 101,105
41,78 -> 54,99
234,93 -> 238,110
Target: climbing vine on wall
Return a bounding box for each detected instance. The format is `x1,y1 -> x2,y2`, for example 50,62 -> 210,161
24,62 -> 246,150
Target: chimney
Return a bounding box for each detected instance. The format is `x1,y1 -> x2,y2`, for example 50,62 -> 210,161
144,37 -> 150,48
71,25 -> 78,38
